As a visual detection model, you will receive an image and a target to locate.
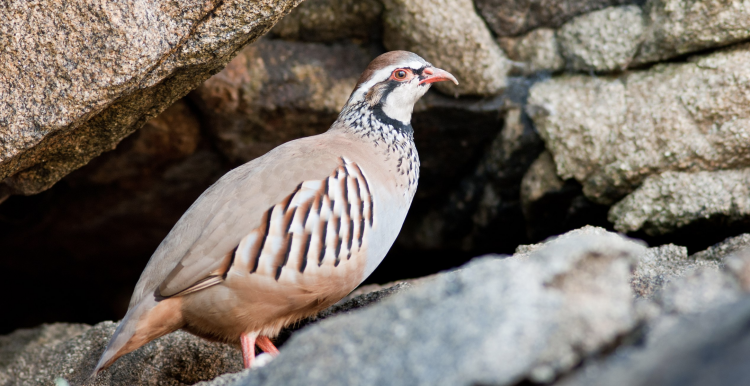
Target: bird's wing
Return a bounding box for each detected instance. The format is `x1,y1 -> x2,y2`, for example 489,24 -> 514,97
128,132 -> 364,308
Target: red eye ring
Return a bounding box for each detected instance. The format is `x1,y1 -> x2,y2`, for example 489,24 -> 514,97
393,69 -> 409,80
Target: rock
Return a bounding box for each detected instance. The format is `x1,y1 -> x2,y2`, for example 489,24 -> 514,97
518,151 -> 609,241
220,227 -> 643,386
382,0 -> 511,96
557,6 -> 644,72
0,322 -> 242,386
655,266 -> 741,315
498,28 -> 565,73
0,283 -> 407,385
0,102 -> 226,334
521,150 -> 565,217
609,169 -> 750,235
635,0 -> 750,65
0,0 -> 300,196
0,324 -> 89,369
475,0 -> 633,37
631,244 -> 722,299
527,43 -> 750,204
558,236 -> 750,386
690,233 -> 750,262
725,247 -> 750,291
271,0 -> 383,42
557,298 -> 750,386
191,38 -> 370,164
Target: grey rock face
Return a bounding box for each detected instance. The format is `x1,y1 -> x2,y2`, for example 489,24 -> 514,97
558,298 -> 750,386
0,0 -> 301,196
528,44 -> 750,204
691,233 -> 750,262
0,322 -> 242,386
221,228 -> 643,386
557,6 -> 644,72
609,169 -> 750,234
475,0 -> 633,37
635,0 -> 750,65
559,246 -> 750,386
382,0 -> 511,96
271,0 -> 383,42
498,28 -> 565,73
191,38 -> 370,164
632,244 -> 722,299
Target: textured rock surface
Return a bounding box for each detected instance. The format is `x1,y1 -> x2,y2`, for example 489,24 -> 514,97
0,284 -> 407,386
0,322 -> 242,386
557,6 -> 644,72
691,233 -> 750,262
191,38 -> 369,163
498,28 -> 564,73
475,0 -> 632,37
559,246 -> 750,386
0,0 -> 301,196
609,169 -> 750,234
382,0 -> 511,96
635,0 -> 750,65
215,228 -> 643,386
271,0 -> 383,42
558,298 -> 750,386
528,44 -> 750,204
631,244 -> 722,298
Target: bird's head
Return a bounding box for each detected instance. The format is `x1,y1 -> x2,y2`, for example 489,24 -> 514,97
343,51 -> 458,128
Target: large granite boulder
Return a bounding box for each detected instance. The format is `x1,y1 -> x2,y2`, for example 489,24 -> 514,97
0,0 -> 301,197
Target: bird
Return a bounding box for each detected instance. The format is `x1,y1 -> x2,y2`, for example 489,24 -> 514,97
92,50 -> 458,375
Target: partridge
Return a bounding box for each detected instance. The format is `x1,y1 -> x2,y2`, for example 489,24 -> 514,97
93,51 -> 458,375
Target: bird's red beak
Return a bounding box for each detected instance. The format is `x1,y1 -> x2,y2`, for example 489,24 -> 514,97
419,67 -> 459,85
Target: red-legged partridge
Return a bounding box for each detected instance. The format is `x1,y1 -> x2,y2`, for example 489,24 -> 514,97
93,51 -> 458,375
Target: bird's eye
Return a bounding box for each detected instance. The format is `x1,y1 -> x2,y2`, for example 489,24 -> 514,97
393,69 -> 408,80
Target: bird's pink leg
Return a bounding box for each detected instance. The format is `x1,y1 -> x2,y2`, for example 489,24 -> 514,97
256,336 -> 280,356
240,332 -> 258,368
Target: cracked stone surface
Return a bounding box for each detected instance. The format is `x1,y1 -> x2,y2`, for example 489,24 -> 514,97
527,43 -> 750,205
0,0 -> 301,196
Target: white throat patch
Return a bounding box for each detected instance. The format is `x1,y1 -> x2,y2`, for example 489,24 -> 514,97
381,83 -> 429,124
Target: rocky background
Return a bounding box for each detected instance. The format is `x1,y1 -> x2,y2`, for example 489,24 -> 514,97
2,0 -> 750,385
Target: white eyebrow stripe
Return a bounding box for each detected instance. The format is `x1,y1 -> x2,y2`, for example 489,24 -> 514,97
347,61 -> 427,104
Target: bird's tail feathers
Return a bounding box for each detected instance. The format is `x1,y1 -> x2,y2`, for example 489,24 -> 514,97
90,293 -> 183,379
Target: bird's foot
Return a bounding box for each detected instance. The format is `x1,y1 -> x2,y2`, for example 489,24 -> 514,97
256,335 -> 280,356
240,332 -> 258,369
